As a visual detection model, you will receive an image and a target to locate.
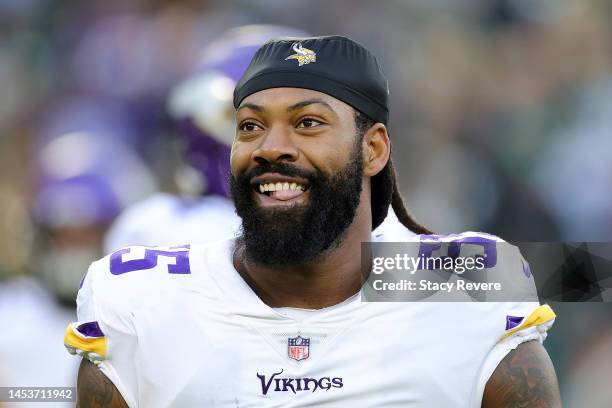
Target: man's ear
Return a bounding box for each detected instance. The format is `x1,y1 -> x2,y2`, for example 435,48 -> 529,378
362,123 -> 390,177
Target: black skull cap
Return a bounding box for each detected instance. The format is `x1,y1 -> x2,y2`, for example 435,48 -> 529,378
233,35 -> 389,125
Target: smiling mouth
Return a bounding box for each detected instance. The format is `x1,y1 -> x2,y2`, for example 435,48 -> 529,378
251,175 -> 310,203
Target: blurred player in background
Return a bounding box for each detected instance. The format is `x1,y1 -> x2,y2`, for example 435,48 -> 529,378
103,25 -> 309,253
0,118 -> 156,406
32,130 -> 157,304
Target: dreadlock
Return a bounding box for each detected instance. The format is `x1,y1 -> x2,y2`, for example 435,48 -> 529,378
354,110 -> 432,234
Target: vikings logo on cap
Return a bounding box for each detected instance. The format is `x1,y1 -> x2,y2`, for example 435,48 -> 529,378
234,35 -> 390,125
285,43 -> 316,66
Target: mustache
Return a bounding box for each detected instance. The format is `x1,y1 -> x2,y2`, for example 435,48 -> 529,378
236,162 -> 321,184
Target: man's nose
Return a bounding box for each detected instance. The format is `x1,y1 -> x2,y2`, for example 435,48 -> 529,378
251,124 -> 299,164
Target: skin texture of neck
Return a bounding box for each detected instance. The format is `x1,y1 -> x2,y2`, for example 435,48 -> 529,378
233,181 -> 372,309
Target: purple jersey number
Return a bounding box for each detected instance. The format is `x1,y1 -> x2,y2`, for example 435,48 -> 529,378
110,246 -> 191,275
418,234 -> 498,268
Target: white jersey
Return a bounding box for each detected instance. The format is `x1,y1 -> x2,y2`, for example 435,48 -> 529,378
103,193 -> 241,253
65,228 -> 554,408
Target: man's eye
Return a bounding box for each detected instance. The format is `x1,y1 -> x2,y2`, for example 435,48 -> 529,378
297,118 -> 322,129
239,122 -> 262,132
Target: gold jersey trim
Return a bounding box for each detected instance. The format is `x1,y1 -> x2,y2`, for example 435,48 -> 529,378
64,323 -> 107,358
500,304 -> 556,341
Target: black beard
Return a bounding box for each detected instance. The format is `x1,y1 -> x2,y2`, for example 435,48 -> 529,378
230,144 -> 363,268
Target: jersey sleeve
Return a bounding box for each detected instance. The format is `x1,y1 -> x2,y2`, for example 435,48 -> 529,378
63,254 -> 140,408
469,236 -> 556,407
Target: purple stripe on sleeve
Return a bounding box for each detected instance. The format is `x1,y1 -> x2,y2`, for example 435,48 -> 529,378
76,321 -> 105,338
505,315 -> 524,331
521,259 -> 532,278
78,269 -> 88,289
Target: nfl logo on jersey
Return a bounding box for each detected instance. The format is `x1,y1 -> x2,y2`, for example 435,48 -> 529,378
288,335 -> 310,361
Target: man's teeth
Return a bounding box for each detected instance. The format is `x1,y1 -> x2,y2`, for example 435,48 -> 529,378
258,182 -> 305,193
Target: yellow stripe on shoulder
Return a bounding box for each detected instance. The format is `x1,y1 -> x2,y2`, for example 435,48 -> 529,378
499,304 -> 556,341
63,323 -> 107,359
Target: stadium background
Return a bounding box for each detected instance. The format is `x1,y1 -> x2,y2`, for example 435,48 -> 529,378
0,0 -> 611,406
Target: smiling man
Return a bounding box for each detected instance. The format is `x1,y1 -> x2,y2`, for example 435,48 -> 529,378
65,36 -> 561,407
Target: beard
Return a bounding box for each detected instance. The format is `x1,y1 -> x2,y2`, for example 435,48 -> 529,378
230,142 -> 363,268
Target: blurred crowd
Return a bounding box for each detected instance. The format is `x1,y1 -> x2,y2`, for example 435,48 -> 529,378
0,0 -> 611,406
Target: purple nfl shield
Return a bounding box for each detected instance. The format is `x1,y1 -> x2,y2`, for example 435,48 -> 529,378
288,335 -> 310,361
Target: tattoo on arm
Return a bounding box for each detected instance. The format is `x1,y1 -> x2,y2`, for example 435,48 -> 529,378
77,358 -> 128,408
482,340 -> 562,408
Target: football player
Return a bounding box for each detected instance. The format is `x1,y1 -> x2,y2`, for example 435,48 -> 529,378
32,130 -> 156,304
65,36 -> 561,407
